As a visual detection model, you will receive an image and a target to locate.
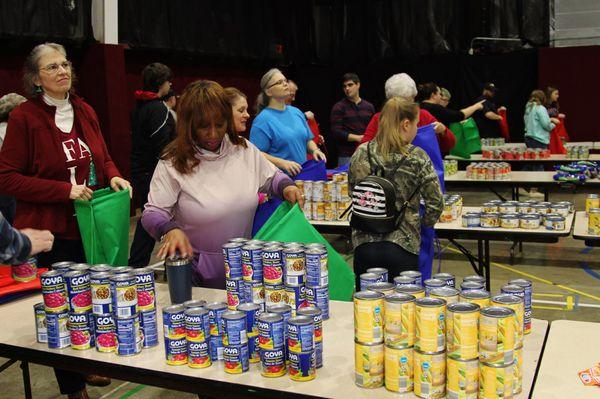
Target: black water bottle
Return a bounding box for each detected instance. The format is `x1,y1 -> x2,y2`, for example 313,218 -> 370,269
165,255 -> 192,304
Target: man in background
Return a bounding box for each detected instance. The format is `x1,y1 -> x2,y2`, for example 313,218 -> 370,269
472,82 -> 505,138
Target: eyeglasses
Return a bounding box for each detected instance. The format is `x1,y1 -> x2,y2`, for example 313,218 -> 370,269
39,61 -> 72,74
267,78 -> 288,89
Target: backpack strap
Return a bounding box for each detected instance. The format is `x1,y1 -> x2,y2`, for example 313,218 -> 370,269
366,141 -> 381,176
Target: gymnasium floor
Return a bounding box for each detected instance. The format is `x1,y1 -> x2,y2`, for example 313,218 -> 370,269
1,188 -> 599,398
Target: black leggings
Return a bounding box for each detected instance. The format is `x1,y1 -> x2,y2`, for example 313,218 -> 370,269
37,239 -> 87,395
353,241 -> 419,291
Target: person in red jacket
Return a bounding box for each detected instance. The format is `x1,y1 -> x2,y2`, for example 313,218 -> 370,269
361,73 -> 456,153
0,42 -> 130,399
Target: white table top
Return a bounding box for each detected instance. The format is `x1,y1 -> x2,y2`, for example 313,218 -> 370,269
482,142 -> 596,150
0,284 -> 548,398
444,171 -> 557,183
572,211 -> 600,241
445,154 -> 600,162
532,320 -> 600,398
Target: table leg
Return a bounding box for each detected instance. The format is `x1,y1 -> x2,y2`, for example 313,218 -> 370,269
447,239 -> 480,276
489,187 -> 507,202
484,240 -> 491,291
512,186 -> 517,201
544,189 -> 549,202
0,359 -> 17,374
20,361 -> 32,399
477,240 -> 484,277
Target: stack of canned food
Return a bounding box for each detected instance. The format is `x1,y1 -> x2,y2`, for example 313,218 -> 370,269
439,194 -> 463,223
480,138 -> 506,147
586,194 -> 600,236
354,268 -> 532,398
482,147 -> 551,160
36,263 -> 158,356
297,172 -> 351,221
461,199 -> 573,230
443,160 -> 458,176
565,145 -> 591,160
465,162 -> 512,180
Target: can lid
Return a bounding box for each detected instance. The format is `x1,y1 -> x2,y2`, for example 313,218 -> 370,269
393,276 -> 415,283
288,315 -> 313,325
354,290 -> 385,300
400,270 -> 421,277
501,284 -> 525,292
589,208 -> 600,214
204,301 -> 228,310
491,294 -> 523,305
447,302 -> 480,312
546,215 -> 565,221
165,256 -> 190,267
163,304 -> 185,313
64,270 -> 87,278
416,297 -> 445,307
257,312 -> 283,323
394,284 -> 424,294
41,269 -> 63,278
133,267 -> 153,275
283,247 -> 304,254
366,267 -> 388,274
430,287 -> 459,297
384,292 -> 416,303
297,306 -> 322,317
184,306 -> 209,316
109,273 -> 135,282
267,304 -> 292,314
500,213 -> 519,219
481,306 -> 516,317
520,214 -> 540,220
366,282 -> 395,292
51,261 -> 74,269
463,275 -> 485,283
236,302 -> 262,312
459,289 -> 490,299
423,278 -> 446,286
222,310 -> 246,320
432,273 -> 454,280
305,247 -> 327,255
222,242 -> 243,249
359,272 -> 380,280
183,299 -> 207,308
90,272 -> 112,279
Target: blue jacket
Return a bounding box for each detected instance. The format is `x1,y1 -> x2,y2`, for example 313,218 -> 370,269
524,103 -> 555,145
0,212 -> 31,265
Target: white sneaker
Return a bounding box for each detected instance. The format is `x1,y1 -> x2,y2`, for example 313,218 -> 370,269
529,190 -> 545,199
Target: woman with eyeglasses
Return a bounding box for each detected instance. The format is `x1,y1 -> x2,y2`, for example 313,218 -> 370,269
0,42 -> 130,398
250,68 -> 326,176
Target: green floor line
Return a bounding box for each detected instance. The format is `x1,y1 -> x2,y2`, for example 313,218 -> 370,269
118,384 -> 146,399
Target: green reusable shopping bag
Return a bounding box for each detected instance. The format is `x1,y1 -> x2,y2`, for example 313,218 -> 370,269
75,188 -> 131,266
449,117 -> 482,159
254,202 -> 355,301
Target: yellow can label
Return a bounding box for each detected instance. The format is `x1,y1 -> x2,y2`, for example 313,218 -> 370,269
461,296 -> 490,309
447,310 -> 479,360
415,303 -> 446,352
354,297 -> 384,344
479,362 -> 514,399
588,212 -> 600,235
430,293 -> 459,305
513,346 -> 523,395
492,300 -> 524,348
384,300 -> 415,347
354,342 -> 384,388
414,350 -> 446,398
384,346 -> 413,393
586,197 -> 600,214
447,357 -> 479,399
479,314 -> 516,365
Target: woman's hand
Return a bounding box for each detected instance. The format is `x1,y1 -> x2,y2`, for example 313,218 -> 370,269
157,228 -> 193,259
283,185 -> 305,209
281,160 -> 302,176
433,122 -> 446,135
312,149 -> 327,162
70,184 -> 93,201
110,176 -> 133,198
20,228 -> 54,256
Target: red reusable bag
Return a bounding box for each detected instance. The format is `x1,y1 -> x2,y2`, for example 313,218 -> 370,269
498,109 -> 510,142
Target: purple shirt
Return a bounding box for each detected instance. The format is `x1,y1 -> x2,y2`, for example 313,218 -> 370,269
330,98 -> 375,157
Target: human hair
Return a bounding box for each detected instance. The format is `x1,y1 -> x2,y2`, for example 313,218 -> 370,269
384,73 -> 417,100
544,86 -> 559,107
23,42 -> 77,97
224,87 -> 247,106
162,80 -> 247,174
141,62 -> 173,92
417,82 -> 440,102
440,87 -> 451,100
0,93 -> 27,122
342,73 -> 360,84
375,97 -> 420,159
255,68 -> 282,114
528,90 -> 546,106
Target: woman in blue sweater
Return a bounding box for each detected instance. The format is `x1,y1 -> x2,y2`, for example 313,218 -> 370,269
523,90 -> 560,172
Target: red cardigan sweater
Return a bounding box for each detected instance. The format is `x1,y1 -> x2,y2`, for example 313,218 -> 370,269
0,95 -> 121,237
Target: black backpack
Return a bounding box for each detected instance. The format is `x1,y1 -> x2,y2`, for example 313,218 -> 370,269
345,142 -> 419,234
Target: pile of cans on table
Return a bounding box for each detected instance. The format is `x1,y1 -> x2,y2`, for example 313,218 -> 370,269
465,162 -> 512,180
461,199 -> 573,230
482,147 -> 551,160
439,194 -> 463,223
565,145 -> 591,160
37,263 -> 157,355
296,172 -> 351,221
480,138 -> 506,147
355,268 -> 532,398
586,194 -> 600,235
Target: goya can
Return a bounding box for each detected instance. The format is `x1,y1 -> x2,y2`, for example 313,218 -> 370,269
209,334 -> 224,361
394,275 -> 417,287
243,280 -> 265,308
184,307 -> 210,342
134,268 -> 156,312
384,345 -> 413,393
69,263 -> 91,273
221,310 -> 248,346
429,287 -> 460,305
314,339 -> 323,369
94,313 -> 117,352
289,350 -> 316,381
283,284 -> 307,313
241,244 -> 263,282
257,312 -> 285,350
305,247 -> 328,287
508,279 -> 532,335
163,304 -> 186,339
297,306 -> 323,343
229,237 -> 249,245
110,266 -> 132,274
354,290 -> 384,344
110,273 -> 137,318
262,245 -> 284,285
41,270 -> 68,313
354,341 -> 384,388
139,309 -> 159,348
432,272 -> 455,288
90,272 -> 112,315
360,272 -> 383,291
225,277 -> 245,309
205,301 -> 227,337
460,280 -> 485,292
68,311 -> 94,350
115,314 -> 142,356
165,336 -> 188,365
446,302 -> 480,360
64,270 -> 92,313
187,340 -> 211,369
222,242 -> 243,279
513,346 -> 523,395
283,247 -> 306,286
415,297 -> 446,353
414,349 -> 446,399
447,357 -> 479,399
287,316 -> 314,353
479,307 -> 516,366
247,333 -> 260,364
384,293 -> 415,348
12,257 -> 37,282
265,283 -> 285,307
237,302 -> 262,335
34,303 -> 48,343
463,275 -> 486,285
51,261 -> 73,274
305,285 -> 329,319
423,279 -> 446,296
400,270 -> 423,286
366,282 -> 395,296
366,267 -> 389,282
260,347 -> 286,377
479,362 -> 514,399
46,310 -> 70,349
395,284 -> 426,299
89,264 -> 112,274
223,345 -> 249,374
492,294 -> 524,347
460,289 -> 491,309
183,299 -> 206,309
